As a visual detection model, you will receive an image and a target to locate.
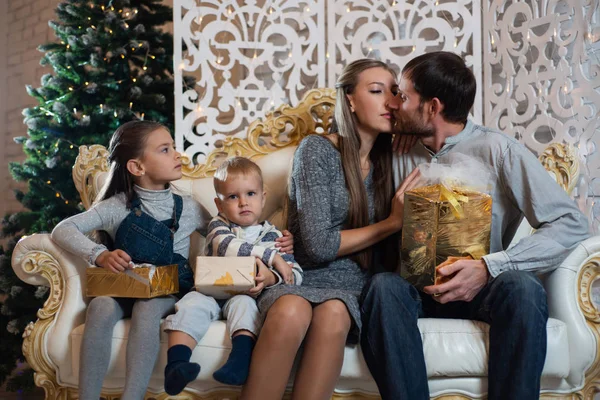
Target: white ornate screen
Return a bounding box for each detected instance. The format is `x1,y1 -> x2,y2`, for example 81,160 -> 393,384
174,0 -> 482,163
174,0 -> 599,232
483,0 -> 599,232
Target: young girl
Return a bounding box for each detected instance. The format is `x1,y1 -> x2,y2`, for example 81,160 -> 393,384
50,121 -> 292,399
241,60 -> 418,400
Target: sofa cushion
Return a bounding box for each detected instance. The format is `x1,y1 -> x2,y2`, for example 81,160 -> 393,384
69,317 -> 568,394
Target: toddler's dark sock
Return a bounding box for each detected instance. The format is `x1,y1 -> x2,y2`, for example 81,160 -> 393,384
212,335 -> 255,385
164,344 -> 201,395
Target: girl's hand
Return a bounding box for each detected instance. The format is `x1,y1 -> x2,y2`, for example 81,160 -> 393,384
275,230 -> 294,254
95,250 -> 132,273
392,134 -> 419,154
248,258 -> 277,298
389,168 -> 421,230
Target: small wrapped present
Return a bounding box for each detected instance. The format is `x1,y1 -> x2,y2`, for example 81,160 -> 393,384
86,263 -> 179,298
195,256 -> 257,300
400,155 -> 493,291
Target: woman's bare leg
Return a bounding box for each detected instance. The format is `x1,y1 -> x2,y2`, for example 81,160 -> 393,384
291,299 -> 351,400
241,295 -> 312,400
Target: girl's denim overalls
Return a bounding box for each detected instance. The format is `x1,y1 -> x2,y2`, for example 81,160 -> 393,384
113,193 -> 194,295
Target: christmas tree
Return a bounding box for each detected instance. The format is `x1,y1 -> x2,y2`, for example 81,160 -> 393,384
0,0 -> 192,390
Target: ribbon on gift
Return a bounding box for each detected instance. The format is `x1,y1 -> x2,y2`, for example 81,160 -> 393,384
124,268 -> 150,286
439,184 -> 469,219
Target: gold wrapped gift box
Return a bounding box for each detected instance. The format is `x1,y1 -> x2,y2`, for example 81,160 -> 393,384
195,256 -> 257,300
86,264 -> 179,298
400,184 -> 492,291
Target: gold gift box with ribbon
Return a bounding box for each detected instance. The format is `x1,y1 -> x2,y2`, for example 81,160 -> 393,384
86,264 -> 179,298
400,184 -> 492,291
195,256 -> 257,300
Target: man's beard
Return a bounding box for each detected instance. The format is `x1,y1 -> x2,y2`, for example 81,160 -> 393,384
394,111 -> 435,138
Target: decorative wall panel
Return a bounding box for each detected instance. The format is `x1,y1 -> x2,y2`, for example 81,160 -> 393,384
483,0 -> 599,232
174,0 -> 326,162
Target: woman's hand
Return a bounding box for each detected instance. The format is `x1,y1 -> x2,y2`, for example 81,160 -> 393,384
392,134 -> 418,154
275,230 -> 294,254
272,254 -> 294,284
248,258 -> 277,298
388,168 -> 422,230
95,250 -> 132,273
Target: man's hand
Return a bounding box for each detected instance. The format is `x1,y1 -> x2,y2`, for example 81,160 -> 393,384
392,134 -> 418,154
248,258 -> 277,298
423,259 -> 490,303
275,230 -> 294,254
272,253 -> 294,284
95,250 -> 132,273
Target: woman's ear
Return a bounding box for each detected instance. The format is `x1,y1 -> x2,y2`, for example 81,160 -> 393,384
346,94 -> 356,113
126,159 -> 145,177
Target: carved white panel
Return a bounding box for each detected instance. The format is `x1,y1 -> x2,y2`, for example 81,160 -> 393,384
328,0 -> 482,120
483,0 -> 600,233
174,0 -> 326,163
175,0 -> 482,163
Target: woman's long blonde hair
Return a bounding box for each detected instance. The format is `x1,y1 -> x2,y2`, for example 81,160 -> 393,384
334,59 -> 398,271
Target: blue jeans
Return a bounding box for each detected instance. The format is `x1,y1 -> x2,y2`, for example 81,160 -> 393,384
360,271 -> 548,400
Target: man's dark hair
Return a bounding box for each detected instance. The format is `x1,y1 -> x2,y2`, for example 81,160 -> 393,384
403,51 -> 476,124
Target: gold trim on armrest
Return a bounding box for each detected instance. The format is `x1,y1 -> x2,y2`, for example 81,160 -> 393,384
20,250 -> 70,399
180,88 -> 336,179
539,143 -> 580,195
578,256 -> 600,398
73,145 -> 110,210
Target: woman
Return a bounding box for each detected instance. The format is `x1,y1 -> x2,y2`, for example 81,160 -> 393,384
241,59 -> 421,400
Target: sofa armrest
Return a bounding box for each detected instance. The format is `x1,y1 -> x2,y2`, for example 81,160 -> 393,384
543,236 -> 600,390
11,233 -> 90,389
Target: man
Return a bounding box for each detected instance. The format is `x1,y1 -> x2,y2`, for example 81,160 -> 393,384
360,51 -> 590,399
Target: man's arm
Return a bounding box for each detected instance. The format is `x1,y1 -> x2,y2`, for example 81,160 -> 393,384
483,142 -> 590,277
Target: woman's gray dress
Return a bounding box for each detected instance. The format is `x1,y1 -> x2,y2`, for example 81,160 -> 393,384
258,135 -> 375,344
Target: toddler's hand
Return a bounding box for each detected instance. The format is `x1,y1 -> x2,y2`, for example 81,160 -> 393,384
272,254 -> 294,284
95,250 -> 132,273
248,259 -> 276,298
275,230 -> 294,254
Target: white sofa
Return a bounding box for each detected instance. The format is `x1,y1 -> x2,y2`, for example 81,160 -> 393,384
12,89 -> 600,399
